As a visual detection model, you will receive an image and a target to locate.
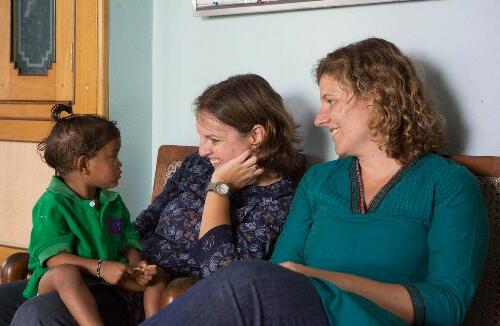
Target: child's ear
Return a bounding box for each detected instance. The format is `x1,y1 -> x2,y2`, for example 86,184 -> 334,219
76,155 -> 90,175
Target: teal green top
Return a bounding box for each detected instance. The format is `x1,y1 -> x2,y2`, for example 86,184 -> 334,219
271,154 -> 489,325
24,176 -> 141,298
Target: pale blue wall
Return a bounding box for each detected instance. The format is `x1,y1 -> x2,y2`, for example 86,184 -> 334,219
112,0 -> 499,217
110,0 -> 152,219
152,0 -> 500,166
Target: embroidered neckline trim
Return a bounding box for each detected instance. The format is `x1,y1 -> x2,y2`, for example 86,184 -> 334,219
349,156 -> 420,214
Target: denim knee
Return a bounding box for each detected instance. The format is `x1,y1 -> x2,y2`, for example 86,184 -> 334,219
219,259 -> 276,280
11,293 -> 76,326
0,280 -> 28,326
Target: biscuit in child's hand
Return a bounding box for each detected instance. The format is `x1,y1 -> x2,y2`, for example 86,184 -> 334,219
133,264 -> 156,274
143,264 -> 157,272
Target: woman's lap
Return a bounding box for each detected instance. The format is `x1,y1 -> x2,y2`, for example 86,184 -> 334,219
0,280 -> 27,326
0,280 -> 132,326
2,261 -> 329,326
141,259 -> 329,326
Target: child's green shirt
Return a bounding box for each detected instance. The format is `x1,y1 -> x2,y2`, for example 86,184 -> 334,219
23,176 -> 141,298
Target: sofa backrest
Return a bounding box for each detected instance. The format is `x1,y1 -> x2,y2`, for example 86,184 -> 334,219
462,175 -> 500,325
446,156 -> 499,325
152,145 -> 198,201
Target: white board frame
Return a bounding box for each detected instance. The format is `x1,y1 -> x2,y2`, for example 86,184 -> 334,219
193,0 -> 420,17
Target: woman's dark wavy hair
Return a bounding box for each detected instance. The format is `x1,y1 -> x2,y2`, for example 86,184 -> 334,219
38,104 -> 120,176
195,74 -> 304,182
315,38 -> 446,163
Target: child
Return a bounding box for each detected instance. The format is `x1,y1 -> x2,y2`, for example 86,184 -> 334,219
23,104 -> 166,326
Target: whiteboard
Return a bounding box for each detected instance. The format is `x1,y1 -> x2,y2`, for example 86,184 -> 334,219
192,0 -> 422,17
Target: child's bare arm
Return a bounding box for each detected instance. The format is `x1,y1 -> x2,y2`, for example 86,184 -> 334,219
46,252 -> 100,275
46,252 -> 133,285
122,247 -> 142,267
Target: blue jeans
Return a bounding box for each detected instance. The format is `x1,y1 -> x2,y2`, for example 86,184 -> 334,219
0,281 -> 26,326
141,260 -> 329,326
0,280 -> 132,326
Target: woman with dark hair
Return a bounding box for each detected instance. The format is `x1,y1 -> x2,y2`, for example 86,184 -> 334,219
1,74 -> 304,325
134,73 -> 304,310
141,38 -> 489,326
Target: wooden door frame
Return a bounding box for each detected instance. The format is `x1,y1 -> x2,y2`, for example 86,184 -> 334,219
0,0 -> 109,142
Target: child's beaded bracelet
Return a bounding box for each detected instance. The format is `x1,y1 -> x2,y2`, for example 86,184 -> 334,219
96,259 -> 103,278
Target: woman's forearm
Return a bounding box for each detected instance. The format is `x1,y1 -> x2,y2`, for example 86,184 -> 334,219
317,269 -> 413,323
281,262 -> 414,324
199,192 -> 231,238
199,151 -> 262,239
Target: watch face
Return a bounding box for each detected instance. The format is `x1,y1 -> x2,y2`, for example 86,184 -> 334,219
216,183 -> 230,195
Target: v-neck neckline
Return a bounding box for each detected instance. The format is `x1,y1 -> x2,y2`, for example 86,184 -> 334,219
349,156 -> 420,215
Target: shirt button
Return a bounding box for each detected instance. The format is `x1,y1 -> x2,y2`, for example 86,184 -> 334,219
89,200 -> 96,207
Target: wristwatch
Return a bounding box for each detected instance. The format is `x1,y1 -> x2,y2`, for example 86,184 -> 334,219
206,181 -> 232,197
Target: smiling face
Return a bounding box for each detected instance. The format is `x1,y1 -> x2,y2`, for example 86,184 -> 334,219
196,112 -> 253,168
87,138 -> 122,189
315,74 -> 378,158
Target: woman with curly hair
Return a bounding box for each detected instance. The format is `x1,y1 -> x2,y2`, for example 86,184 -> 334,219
142,38 -> 489,326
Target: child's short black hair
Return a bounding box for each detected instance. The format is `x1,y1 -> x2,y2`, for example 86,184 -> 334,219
38,104 -> 121,176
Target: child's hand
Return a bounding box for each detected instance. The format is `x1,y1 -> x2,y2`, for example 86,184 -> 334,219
99,261 -> 133,285
132,260 -> 157,286
122,247 -> 142,267
211,150 -> 264,190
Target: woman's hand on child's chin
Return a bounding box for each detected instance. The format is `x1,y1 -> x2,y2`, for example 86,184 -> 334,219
99,261 -> 133,285
211,150 -> 264,189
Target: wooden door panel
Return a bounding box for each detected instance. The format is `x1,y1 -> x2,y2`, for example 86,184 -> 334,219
0,0 -> 108,142
0,102 -> 59,119
0,119 -> 52,142
0,0 -> 74,102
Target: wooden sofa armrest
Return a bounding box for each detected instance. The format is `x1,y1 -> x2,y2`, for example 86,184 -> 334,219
160,277 -> 198,307
1,252 -> 30,283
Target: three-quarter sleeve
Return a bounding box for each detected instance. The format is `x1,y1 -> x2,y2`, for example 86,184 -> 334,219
133,161 -> 184,239
271,169 -> 316,265
191,188 -> 293,278
404,166 -> 489,325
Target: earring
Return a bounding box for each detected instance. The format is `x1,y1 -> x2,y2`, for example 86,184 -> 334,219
251,145 -> 257,150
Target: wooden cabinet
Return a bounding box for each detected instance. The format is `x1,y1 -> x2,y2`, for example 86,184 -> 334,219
0,0 -> 108,142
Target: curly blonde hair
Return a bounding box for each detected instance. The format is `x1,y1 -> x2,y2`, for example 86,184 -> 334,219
315,38 -> 446,163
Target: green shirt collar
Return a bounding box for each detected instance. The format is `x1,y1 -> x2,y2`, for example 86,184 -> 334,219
47,176 -> 118,202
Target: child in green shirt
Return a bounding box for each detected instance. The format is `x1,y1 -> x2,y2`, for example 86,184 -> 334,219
24,104 -> 166,325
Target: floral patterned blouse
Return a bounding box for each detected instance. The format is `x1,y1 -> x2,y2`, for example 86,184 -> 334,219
133,153 -> 296,279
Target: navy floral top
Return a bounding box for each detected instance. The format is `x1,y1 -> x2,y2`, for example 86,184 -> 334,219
133,153 -> 296,279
